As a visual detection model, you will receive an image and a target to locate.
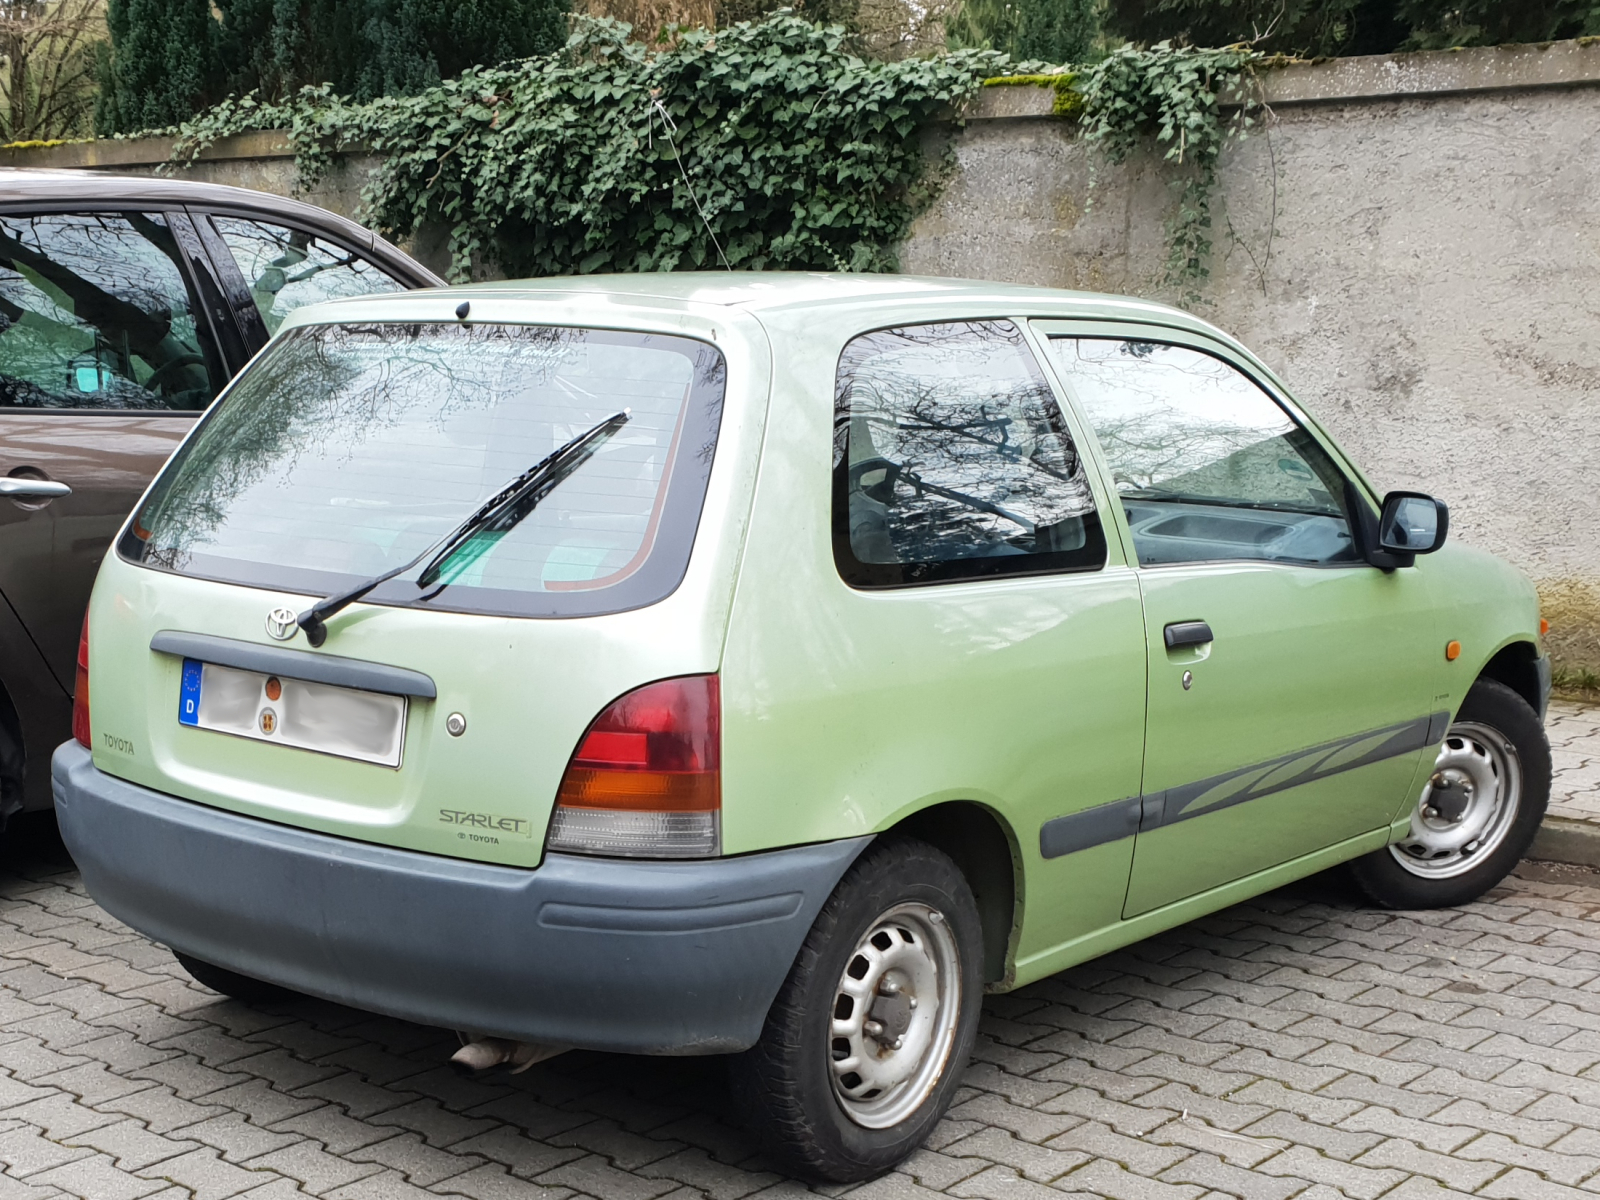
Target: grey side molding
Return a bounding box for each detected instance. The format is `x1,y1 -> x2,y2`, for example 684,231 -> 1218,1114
150,630 -> 437,699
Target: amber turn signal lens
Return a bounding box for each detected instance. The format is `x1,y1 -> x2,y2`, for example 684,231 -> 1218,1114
1445,640 -> 1461,661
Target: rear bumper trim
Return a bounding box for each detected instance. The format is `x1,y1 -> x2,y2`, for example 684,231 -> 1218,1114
52,741 -> 867,1053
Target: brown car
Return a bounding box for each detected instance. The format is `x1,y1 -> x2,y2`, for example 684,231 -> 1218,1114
0,170 -> 442,822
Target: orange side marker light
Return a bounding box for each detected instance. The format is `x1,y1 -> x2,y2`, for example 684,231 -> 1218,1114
1445,640 -> 1461,661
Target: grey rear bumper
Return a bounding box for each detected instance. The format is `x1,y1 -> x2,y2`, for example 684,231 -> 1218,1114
53,741 -> 867,1054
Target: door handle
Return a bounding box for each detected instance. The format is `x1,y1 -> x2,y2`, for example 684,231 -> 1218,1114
0,478 -> 71,499
1163,620 -> 1213,650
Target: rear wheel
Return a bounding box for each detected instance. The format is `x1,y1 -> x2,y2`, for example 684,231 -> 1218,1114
175,953 -> 297,1005
730,835 -> 983,1183
1350,678 -> 1550,909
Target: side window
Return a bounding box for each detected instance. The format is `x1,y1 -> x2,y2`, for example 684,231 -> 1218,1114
1047,337 -> 1359,568
833,320 -> 1106,587
0,212 -> 220,411
210,216 -> 403,336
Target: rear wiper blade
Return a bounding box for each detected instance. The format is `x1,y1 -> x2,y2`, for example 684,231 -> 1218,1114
296,409 -> 630,647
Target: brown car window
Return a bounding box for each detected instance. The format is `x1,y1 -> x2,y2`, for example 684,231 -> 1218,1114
0,212 -> 221,411
210,216 -> 403,336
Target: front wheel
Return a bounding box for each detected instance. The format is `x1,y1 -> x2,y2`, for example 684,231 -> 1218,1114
1350,677 -> 1550,909
730,835 -> 983,1182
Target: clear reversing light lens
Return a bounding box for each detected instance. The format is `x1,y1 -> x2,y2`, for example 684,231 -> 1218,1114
548,674 -> 720,858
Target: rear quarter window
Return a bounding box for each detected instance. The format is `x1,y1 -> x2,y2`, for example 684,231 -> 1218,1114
119,322 -> 727,618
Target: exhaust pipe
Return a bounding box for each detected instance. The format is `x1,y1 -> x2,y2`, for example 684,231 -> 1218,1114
450,1036 -> 567,1075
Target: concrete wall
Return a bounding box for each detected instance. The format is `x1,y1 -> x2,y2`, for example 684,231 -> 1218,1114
8,39 -> 1599,667
905,40 -> 1600,673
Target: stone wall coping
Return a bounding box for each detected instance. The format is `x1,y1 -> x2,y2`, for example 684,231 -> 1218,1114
968,35 -> 1600,119
1,35 -> 1597,170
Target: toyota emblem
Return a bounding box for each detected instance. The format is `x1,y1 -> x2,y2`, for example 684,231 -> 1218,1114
265,606 -> 299,642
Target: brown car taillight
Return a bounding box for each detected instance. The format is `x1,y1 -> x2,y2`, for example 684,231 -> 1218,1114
547,675 -> 720,858
72,613 -> 90,748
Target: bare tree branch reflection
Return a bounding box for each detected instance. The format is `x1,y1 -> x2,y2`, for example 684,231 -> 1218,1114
835,320 -> 1107,584
124,323 -> 723,619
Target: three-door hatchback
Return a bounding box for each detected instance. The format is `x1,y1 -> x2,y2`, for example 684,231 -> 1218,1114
53,275 -> 1552,1181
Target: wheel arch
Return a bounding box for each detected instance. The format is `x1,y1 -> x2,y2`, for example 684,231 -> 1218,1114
1476,639 -> 1544,716
887,801 -> 1020,989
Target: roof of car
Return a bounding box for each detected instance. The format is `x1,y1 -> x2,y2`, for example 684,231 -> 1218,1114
298,271 -> 1226,338
0,169 -> 439,281
444,271 -> 1180,314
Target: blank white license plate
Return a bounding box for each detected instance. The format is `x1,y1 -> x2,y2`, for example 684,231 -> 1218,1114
179,658 -> 407,767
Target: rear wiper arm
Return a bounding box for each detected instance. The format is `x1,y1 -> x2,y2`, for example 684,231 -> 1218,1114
296,409 -> 630,647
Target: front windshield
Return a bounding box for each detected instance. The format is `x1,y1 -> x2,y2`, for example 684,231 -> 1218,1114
119,322 -> 727,618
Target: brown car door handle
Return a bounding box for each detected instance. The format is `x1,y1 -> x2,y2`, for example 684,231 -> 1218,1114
0,478 -> 71,499
1163,620 -> 1213,650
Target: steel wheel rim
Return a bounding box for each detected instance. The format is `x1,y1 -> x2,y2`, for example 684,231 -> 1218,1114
828,901 -> 962,1129
1390,720 -> 1522,880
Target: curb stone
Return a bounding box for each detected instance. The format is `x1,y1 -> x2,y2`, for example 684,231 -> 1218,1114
1529,817 -> 1600,869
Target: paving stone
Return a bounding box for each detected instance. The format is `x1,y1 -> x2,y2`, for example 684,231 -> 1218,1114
0,1124 -> 95,1176
893,1148 -> 990,1192
61,1118 -> 198,1171
1352,1136 -> 1505,1191
1251,1144 -> 1407,1200
344,1132 -> 485,1187
175,1112 -> 304,1163
241,1138 -> 385,1191
1450,1131 -> 1600,1184
534,1152 -> 679,1200
1155,1151 -> 1305,1200
1239,1111 -> 1380,1161
428,1162 -> 575,1200
449,1127 -> 587,1178
938,1128 -> 1088,1183
944,1163 -> 1092,1200
30,1152 -> 170,1200
5,803 -> 1600,1200
940,1095 -> 1080,1144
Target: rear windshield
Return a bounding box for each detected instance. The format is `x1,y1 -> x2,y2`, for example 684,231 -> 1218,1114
118,322 -> 727,618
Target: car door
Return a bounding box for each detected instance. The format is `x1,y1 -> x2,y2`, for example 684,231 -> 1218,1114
1038,327 -> 1442,917
817,318 -> 1149,960
0,208 -> 233,695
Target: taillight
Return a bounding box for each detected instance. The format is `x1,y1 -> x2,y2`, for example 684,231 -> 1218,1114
72,613 -> 90,748
548,674 -> 720,858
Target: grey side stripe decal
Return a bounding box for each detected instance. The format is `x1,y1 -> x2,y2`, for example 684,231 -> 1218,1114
1039,712 -> 1448,861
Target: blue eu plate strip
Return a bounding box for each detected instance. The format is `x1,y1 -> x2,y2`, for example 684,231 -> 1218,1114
178,658 -> 203,727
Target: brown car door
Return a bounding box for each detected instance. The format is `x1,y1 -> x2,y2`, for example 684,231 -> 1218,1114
0,210 -> 223,696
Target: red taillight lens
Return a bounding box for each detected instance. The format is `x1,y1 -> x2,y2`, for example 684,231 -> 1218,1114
549,675 -> 720,857
71,613 -> 90,748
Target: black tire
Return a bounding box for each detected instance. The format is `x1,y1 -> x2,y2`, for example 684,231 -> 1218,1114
1350,678 -> 1550,910
175,953 -> 297,1005
730,835 -> 984,1183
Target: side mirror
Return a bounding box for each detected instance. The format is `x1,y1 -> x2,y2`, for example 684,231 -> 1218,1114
1377,492 -> 1449,561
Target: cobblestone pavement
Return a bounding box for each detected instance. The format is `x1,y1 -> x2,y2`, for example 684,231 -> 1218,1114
7,821 -> 1600,1200
1548,701 -> 1600,826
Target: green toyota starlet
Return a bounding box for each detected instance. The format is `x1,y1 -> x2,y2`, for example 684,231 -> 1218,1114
53,274 -> 1551,1181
